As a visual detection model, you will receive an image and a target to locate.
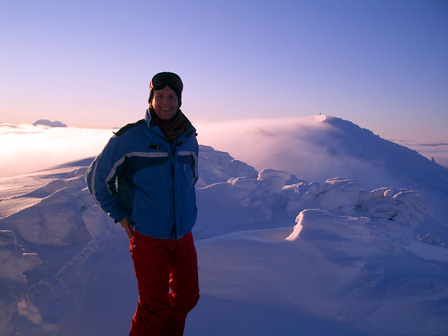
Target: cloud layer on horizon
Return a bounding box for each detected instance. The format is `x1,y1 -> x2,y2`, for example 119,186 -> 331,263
1,118 -> 447,180
0,123 -> 113,178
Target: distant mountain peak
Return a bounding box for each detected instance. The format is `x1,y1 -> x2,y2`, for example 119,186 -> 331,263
33,119 -> 67,127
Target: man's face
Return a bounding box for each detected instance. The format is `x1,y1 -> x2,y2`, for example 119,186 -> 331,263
151,86 -> 179,121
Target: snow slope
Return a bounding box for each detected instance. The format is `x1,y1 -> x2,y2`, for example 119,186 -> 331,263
198,115 -> 448,193
0,116 -> 447,336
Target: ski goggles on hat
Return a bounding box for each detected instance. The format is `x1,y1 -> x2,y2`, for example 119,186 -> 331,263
150,72 -> 183,92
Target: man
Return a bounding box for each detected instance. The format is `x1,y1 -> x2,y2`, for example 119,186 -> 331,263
86,72 -> 199,336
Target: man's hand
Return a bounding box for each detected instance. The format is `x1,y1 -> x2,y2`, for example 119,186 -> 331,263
120,218 -> 135,240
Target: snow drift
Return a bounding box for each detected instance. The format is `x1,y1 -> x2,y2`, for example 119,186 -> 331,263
0,115 -> 447,336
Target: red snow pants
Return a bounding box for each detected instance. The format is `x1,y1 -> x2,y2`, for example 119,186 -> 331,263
129,231 -> 199,336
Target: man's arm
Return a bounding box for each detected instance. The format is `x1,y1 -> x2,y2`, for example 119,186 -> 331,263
85,136 -> 127,223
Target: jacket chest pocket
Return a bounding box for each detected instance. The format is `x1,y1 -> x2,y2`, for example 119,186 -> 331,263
125,152 -> 170,184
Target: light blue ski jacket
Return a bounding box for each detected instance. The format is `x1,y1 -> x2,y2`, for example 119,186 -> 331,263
85,110 -> 198,239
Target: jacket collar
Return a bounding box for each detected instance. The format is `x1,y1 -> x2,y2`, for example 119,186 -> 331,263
144,109 -> 196,139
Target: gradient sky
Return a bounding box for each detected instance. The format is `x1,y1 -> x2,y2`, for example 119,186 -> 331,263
1,0 -> 447,141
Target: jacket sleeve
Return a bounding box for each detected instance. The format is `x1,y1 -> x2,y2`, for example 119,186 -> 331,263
85,135 -> 128,223
194,140 -> 199,185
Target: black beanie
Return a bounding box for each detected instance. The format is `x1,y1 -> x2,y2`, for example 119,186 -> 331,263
148,72 -> 183,107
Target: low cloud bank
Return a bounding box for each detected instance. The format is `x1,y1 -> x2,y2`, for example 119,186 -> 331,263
196,116 -> 337,182
0,123 -> 113,178
1,118 -> 447,183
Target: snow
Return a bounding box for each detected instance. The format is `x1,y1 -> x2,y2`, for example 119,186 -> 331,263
1,115 -> 448,336
0,230 -> 41,335
395,140 -> 448,169
404,242 -> 448,262
0,231 -> 41,284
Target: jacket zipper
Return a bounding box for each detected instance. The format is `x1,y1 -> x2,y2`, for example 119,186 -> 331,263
170,165 -> 176,238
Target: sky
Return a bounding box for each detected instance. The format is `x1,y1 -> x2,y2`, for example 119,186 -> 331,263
1,0 -> 447,142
